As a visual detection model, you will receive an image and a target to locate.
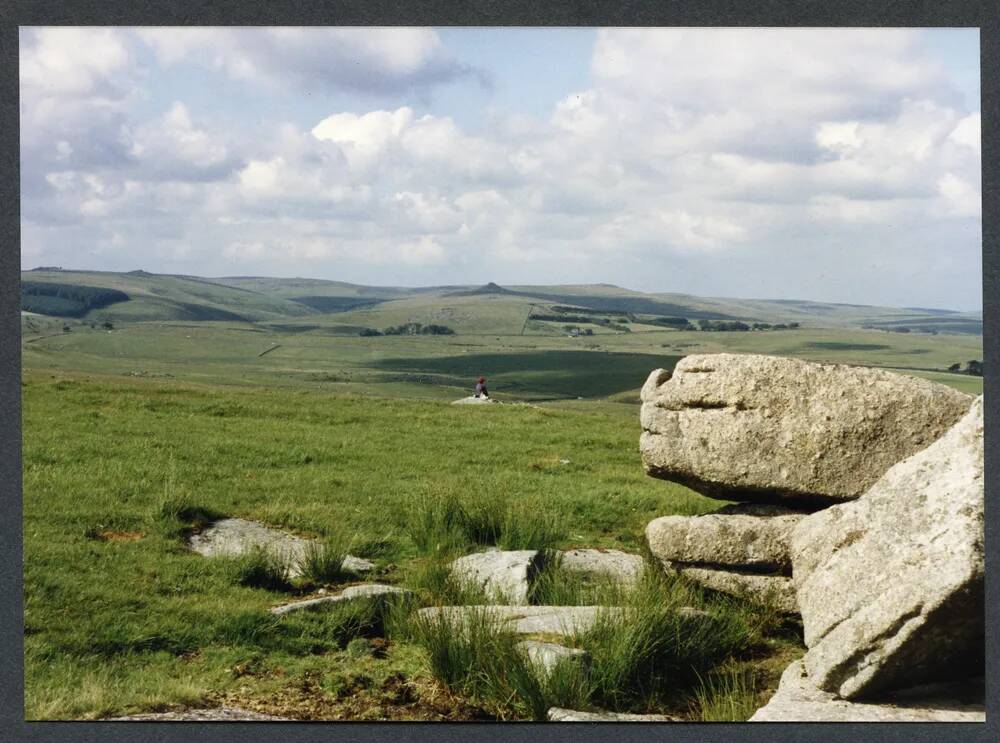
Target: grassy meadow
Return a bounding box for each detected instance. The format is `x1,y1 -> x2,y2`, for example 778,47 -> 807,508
20,271 -> 983,720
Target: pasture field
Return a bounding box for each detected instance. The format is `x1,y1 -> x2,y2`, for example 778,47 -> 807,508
25,370 -> 798,720
19,272 -> 983,720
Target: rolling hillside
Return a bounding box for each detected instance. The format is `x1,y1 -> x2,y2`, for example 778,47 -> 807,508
20,270 -> 983,335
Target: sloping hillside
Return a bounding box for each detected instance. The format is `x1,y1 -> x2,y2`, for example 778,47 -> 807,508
21,270 -> 316,323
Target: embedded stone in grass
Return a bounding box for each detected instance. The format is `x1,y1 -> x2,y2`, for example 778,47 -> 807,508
452,396 -> 497,405
186,518 -> 373,579
270,583 -> 413,616
749,661 -> 984,722
449,549 -> 544,605
105,706 -> 292,721
416,605 -> 709,637
547,707 -> 680,722
518,640 -> 590,677
556,548 -> 645,585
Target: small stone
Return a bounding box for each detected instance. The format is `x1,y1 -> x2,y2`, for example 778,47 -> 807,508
547,707 -> 679,722
518,640 -> 590,676
557,549 -> 645,585
416,605 -> 708,637
450,550 -> 543,604
105,706 -> 292,721
270,583 -> 412,616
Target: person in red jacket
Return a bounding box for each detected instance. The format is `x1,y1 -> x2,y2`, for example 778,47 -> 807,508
475,376 -> 489,399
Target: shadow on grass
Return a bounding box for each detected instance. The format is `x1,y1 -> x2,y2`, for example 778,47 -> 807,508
371,351 -> 683,399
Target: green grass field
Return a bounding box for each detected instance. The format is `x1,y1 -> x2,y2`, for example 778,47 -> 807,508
20,270 -> 983,720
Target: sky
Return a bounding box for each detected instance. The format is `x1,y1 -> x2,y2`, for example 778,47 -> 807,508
19,27 -> 982,310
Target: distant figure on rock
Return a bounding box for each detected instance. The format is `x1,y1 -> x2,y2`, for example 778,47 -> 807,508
475,376 -> 490,399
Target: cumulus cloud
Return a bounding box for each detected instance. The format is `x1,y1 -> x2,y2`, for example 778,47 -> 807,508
137,27 -> 476,94
19,27 -> 982,308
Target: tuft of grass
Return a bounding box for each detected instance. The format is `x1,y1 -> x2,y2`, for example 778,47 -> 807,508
227,547 -> 292,592
690,666 -> 760,721
407,551 -> 491,606
528,551 -> 630,606
407,492 -> 566,555
297,536 -> 350,585
569,567 -> 757,713
407,607 -> 591,720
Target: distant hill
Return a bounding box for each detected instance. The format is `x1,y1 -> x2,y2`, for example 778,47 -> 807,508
18,270 -> 982,334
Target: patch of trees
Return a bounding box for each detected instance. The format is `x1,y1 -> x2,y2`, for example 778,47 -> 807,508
696,320 -> 800,332
948,360 -> 983,376
563,325 -> 595,336
648,316 -> 696,330
360,322 -> 456,337
21,281 -> 130,318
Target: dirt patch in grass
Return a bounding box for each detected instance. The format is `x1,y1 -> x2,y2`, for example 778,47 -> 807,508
91,530 -> 145,542
211,672 -> 494,721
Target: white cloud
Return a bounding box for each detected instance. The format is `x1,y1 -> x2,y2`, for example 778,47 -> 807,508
20,27 -> 131,98
138,27 -> 470,93
19,28 -> 982,307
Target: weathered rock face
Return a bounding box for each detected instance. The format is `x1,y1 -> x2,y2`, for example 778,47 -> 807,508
646,504 -> 804,613
792,397 -> 984,699
449,550 -> 543,605
640,355 -> 972,505
646,504 -> 804,572
749,661 -> 985,722
667,565 -> 798,614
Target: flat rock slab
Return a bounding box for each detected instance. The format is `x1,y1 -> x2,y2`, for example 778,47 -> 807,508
647,504 -> 805,572
518,640 -> 590,676
792,397 -> 984,699
667,564 -> 798,615
450,550 -> 542,604
557,549 -> 645,585
749,661 -> 984,722
452,396 -> 496,405
639,355 -> 972,506
106,706 -> 291,721
187,518 -> 373,579
417,605 -> 708,637
270,584 -> 412,616
548,707 -> 679,722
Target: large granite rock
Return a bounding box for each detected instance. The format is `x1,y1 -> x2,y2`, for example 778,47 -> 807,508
646,504 -> 804,572
749,661 -> 984,722
450,550 -> 543,605
792,397 -> 984,698
640,355 -> 972,506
